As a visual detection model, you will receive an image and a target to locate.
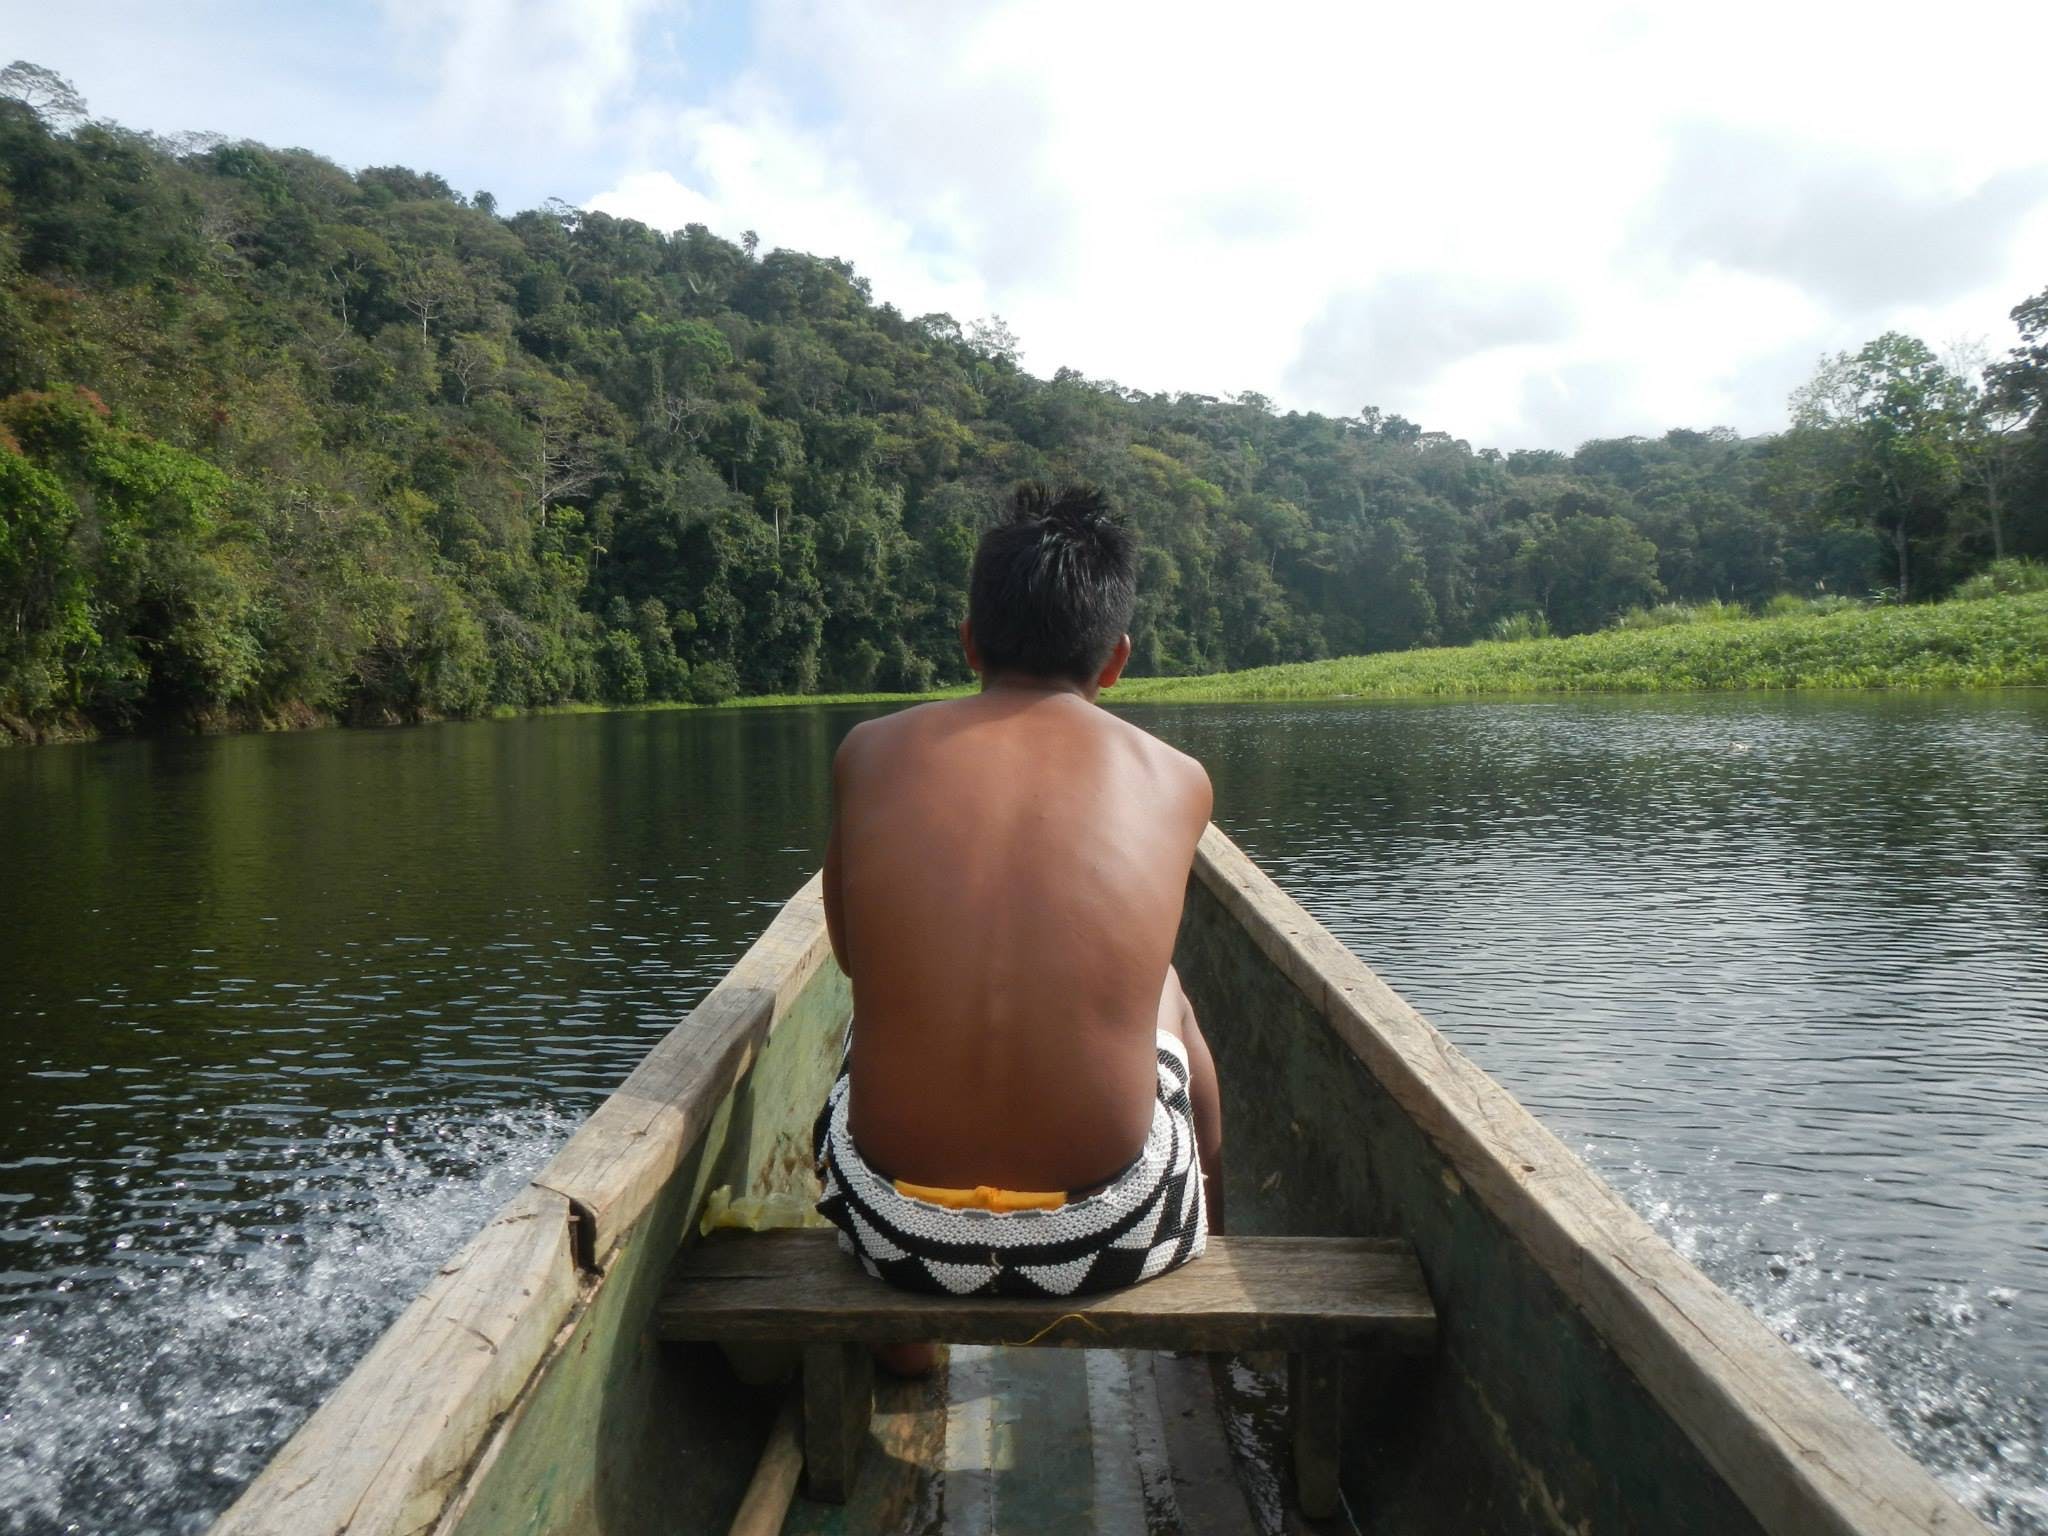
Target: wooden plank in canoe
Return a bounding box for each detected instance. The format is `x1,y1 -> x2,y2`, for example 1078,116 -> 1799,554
658,1231 -> 1436,1353
980,1343 -> 1102,1534
1149,1351 -> 1263,1536
777,1345 -> 1262,1536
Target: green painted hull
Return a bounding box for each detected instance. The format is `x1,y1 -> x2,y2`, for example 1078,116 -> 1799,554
209,835 -> 1987,1536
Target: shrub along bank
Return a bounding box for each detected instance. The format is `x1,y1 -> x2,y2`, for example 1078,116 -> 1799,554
1107,588 -> 2048,703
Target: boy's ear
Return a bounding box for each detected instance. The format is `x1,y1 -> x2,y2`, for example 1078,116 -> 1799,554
959,618 -> 985,677
1097,633 -> 1132,690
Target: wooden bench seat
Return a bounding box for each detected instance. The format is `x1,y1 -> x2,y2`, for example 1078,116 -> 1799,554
659,1230 -> 1436,1517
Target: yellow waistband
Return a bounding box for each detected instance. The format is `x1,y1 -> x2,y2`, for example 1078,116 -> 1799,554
892,1180 -> 1067,1212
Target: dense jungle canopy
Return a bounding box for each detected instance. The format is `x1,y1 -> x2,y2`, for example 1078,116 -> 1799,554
2,63 -> 2044,736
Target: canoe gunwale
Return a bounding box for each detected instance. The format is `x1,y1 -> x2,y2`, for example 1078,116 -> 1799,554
206,874 -> 835,1536
528,873 -> 834,1272
1190,824 -> 1989,1536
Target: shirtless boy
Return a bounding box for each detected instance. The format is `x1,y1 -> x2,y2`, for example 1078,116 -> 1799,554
814,483 -> 1223,1342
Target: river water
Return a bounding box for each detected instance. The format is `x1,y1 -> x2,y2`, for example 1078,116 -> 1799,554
2,695 -> 2043,1534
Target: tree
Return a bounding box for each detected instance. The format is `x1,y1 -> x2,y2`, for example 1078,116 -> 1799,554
1962,401 -> 2029,561
1789,333 -> 1972,599
0,388 -> 243,723
1511,512 -> 1664,634
966,315 -> 1021,365
634,597 -> 688,698
1328,520 -> 1436,653
0,446 -> 89,712
635,317 -> 730,446
308,226 -> 382,331
0,62 -> 87,130
1985,286 -> 2048,559
396,251 -> 464,339
511,380 -> 606,528
1989,287 -> 2048,423
445,331 -> 505,405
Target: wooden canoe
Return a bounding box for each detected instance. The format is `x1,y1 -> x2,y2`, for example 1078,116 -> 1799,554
207,827 -> 1992,1536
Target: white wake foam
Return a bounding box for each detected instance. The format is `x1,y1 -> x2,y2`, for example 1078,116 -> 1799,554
0,1107 -> 576,1536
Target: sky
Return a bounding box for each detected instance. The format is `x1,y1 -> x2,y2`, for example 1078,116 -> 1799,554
8,0 -> 2047,450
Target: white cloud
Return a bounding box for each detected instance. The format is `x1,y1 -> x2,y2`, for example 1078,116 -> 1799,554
379,0 -> 659,153
1639,122 -> 2048,311
1288,279 -> 1576,415
592,0 -> 2048,448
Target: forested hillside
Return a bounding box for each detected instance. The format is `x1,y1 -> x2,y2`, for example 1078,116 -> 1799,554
2,65 -> 2044,738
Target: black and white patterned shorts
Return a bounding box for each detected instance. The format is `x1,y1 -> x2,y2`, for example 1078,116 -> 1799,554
813,1029 -> 1208,1298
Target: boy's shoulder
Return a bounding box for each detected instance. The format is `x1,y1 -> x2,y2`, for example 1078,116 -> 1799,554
1151,732 -> 1214,816
1094,700 -> 1204,767
1098,708 -> 1214,819
836,696 -> 1208,804
832,697 -> 952,770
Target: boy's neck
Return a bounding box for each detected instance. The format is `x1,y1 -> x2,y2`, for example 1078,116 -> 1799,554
979,671 -> 1098,703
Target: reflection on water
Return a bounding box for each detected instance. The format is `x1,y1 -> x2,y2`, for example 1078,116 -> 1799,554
1,693 -> 2043,1533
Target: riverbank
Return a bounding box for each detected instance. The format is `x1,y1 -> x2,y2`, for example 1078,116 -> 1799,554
8,592 -> 2043,745
734,590 -> 2048,709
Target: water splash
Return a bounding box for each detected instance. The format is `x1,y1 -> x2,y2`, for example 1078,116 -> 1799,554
0,1106 -> 576,1536
1614,1155 -> 2046,1536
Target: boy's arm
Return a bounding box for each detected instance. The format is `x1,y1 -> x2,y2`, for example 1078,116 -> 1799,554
824,809 -> 849,977
823,730 -> 856,978
1175,746 -> 1216,847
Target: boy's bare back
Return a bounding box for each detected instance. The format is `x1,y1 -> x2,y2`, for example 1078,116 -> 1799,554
825,684 -> 1211,1193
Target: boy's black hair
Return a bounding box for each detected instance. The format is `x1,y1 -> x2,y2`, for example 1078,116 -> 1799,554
968,482 -> 1137,683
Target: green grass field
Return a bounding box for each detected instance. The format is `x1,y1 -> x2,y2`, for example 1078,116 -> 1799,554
730,590 -> 2048,711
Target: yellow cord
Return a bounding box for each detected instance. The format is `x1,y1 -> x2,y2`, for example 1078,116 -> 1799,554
1014,1311 -> 1106,1348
